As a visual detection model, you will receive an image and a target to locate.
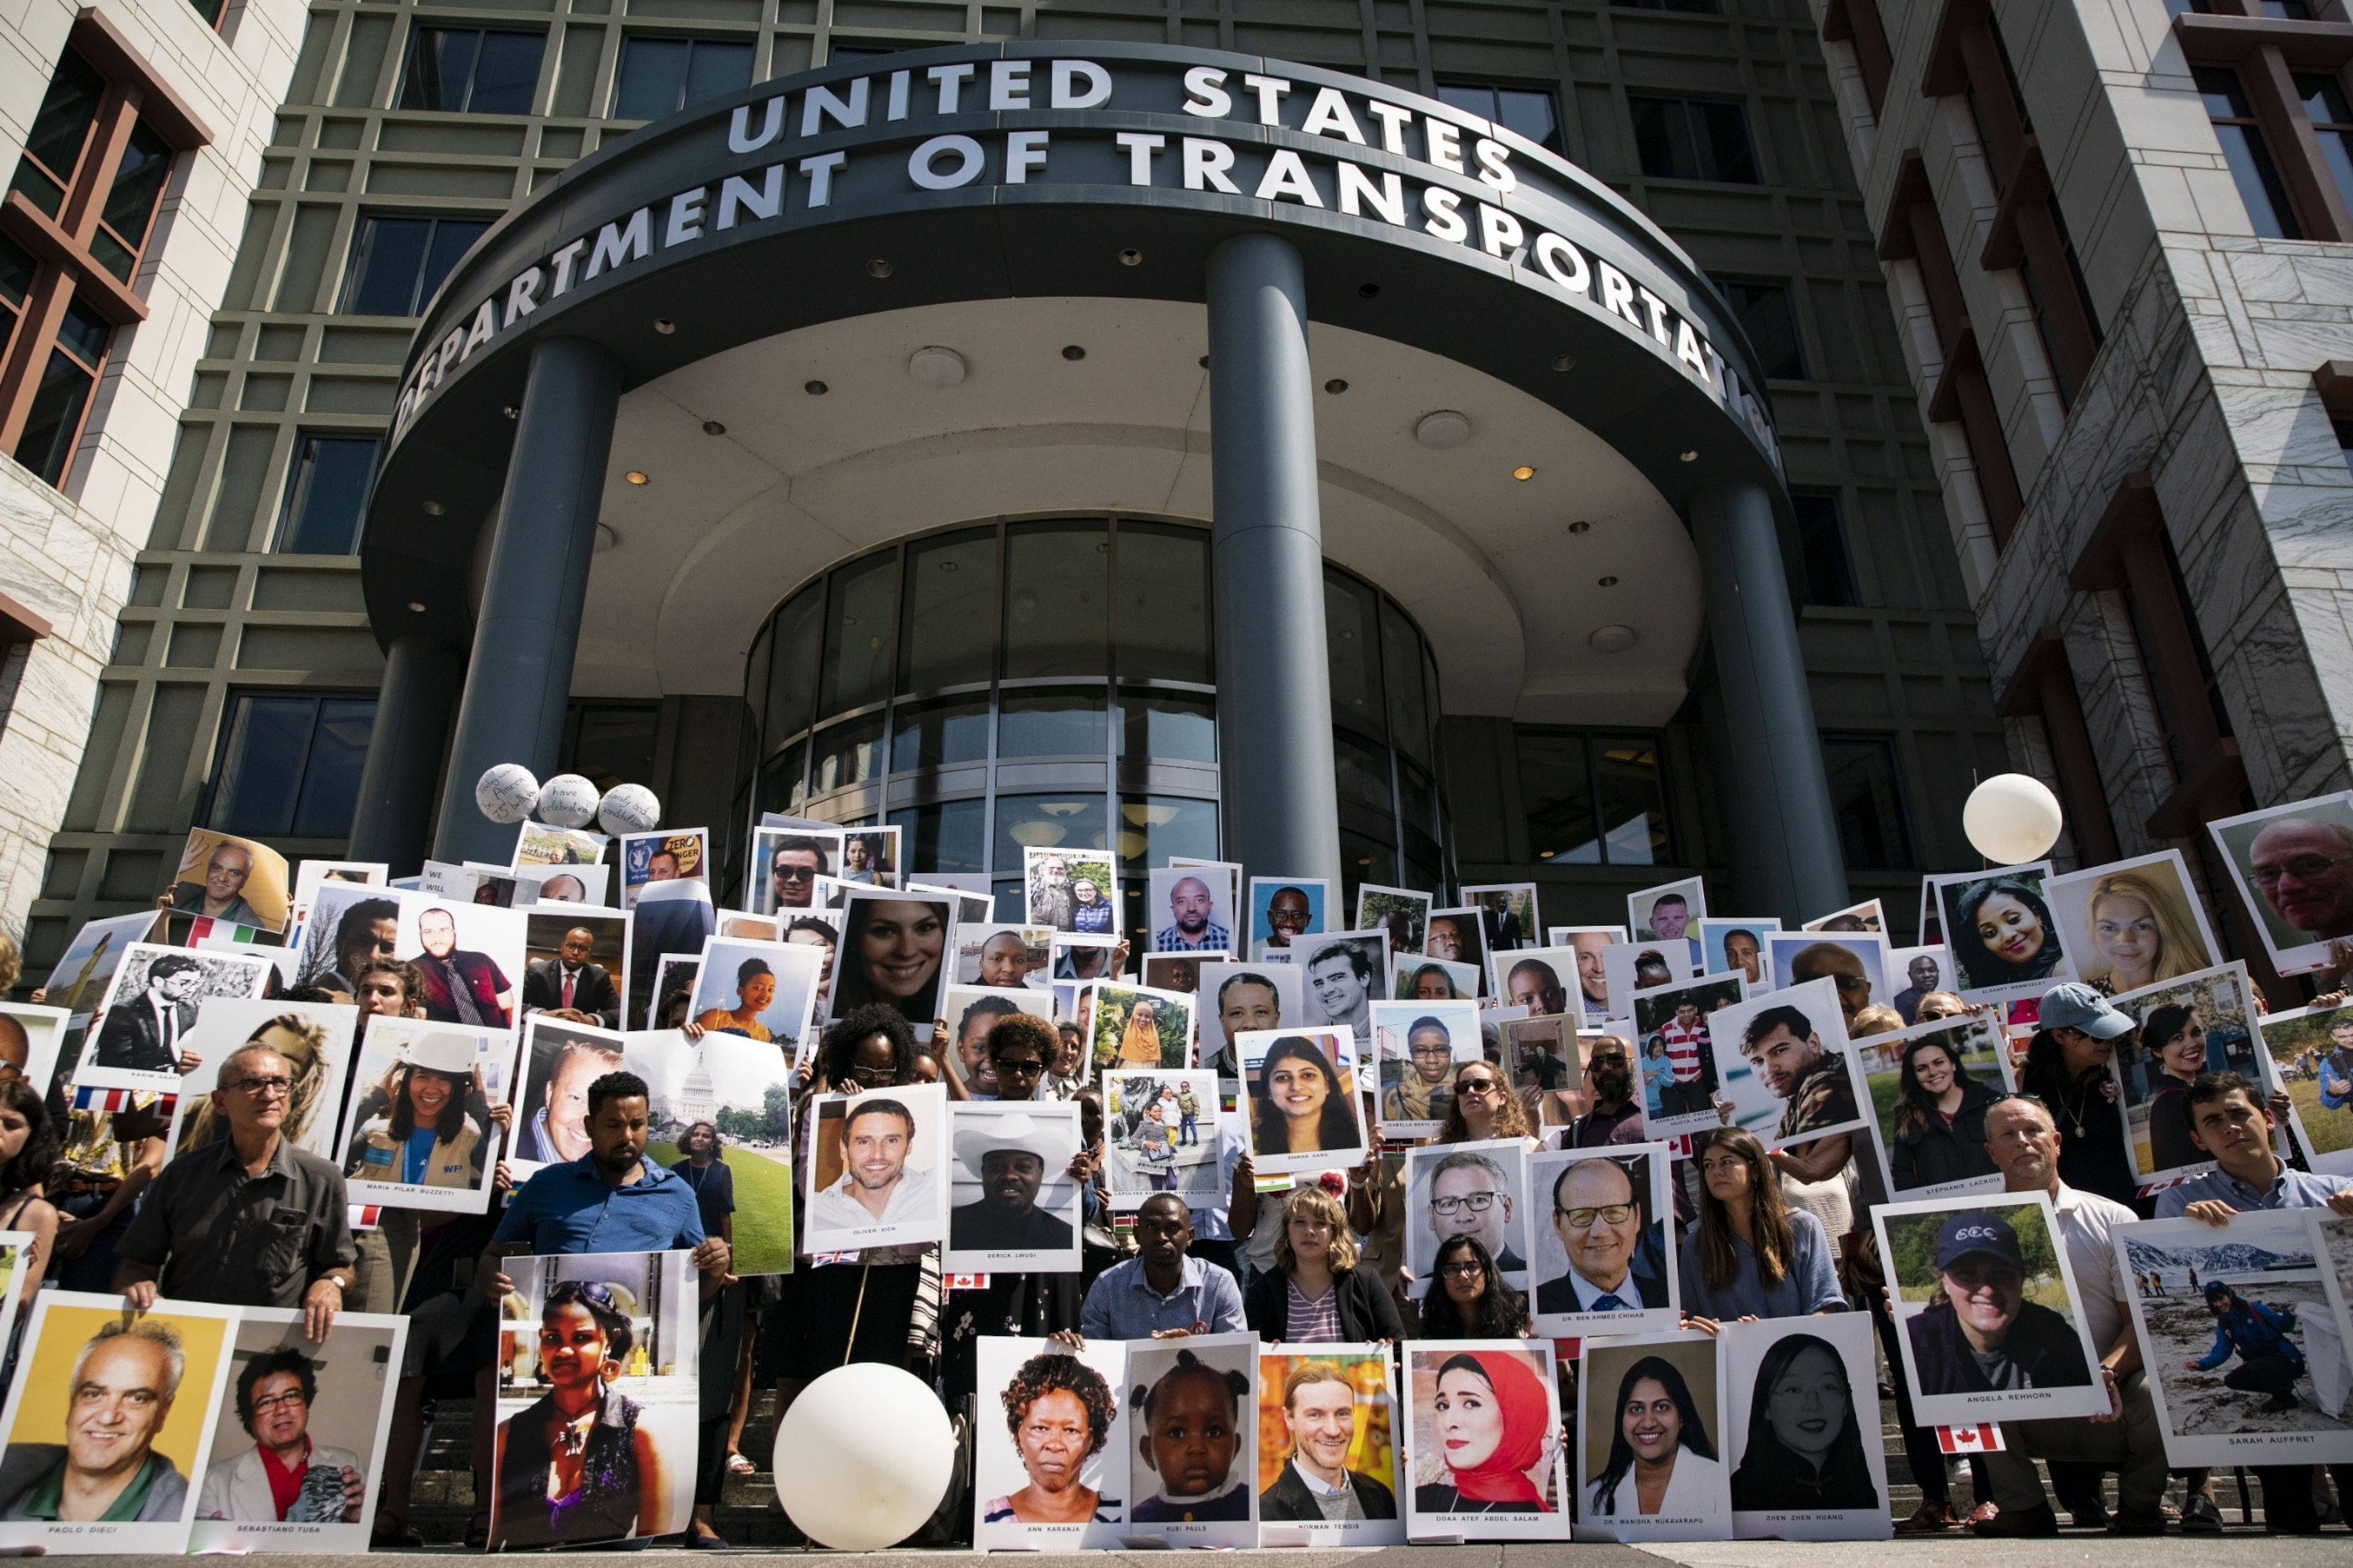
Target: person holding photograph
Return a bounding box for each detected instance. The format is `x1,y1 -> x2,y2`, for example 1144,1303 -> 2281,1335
2076,872 -> 2204,993
1413,1236 -> 1530,1338
1901,1210 -> 2093,1398
983,1353 -> 1120,1524
1727,1334 -> 1878,1513
1680,1129 -> 1841,1324
1251,1035 -> 1359,1158
0,1319 -> 191,1523
165,838 -> 265,927
2135,1002 -> 2213,1174
1383,1016 -> 1458,1125
1416,1350 -> 1556,1513
835,899 -> 948,1024
1242,1184 -> 1405,1342
1585,1354 -> 1719,1520
1536,1156 -> 1666,1314
693,957 -> 782,1043
1950,878 -> 2063,990
1071,876 -> 1115,935
1260,1358 -> 1397,1521
2018,984 -> 2141,1207
172,1013 -> 335,1160
1129,1347 -> 1252,1521
523,928 -> 620,1030
489,1281 -> 663,1547
1889,1035 -> 2003,1192
345,1031 -> 496,1193
197,1349 -> 365,1523
1306,944 -> 1376,1039
1564,1039 -> 1648,1149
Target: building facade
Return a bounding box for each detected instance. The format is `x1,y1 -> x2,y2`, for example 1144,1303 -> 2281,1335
15,0 -> 2013,981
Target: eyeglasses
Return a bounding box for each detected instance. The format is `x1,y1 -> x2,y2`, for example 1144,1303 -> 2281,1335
250,1390 -> 307,1415
2248,853 -> 2353,889
1429,1192 -> 1498,1216
225,1075 -> 293,1098
1556,1203 -> 1636,1226
1438,1260 -> 1486,1279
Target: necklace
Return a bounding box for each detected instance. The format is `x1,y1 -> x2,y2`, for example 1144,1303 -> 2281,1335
2059,1072 -> 2098,1138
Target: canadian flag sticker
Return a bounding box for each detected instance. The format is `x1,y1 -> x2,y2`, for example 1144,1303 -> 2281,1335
1937,1423 -> 2005,1453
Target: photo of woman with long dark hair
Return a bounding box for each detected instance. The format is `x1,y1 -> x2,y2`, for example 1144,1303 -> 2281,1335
1585,1354 -> 1721,1519
1415,1236 -> 1531,1339
1888,1035 -> 2002,1192
1945,876 -> 2064,991
1247,1033 -> 1363,1162
343,1030 -> 491,1190
1411,1350 -> 1556,1513
492,1282 -> 663,1547
2135,1000 -> 2209,1172
827,895 -> 951,1028
1728,1334 -> 1879,1512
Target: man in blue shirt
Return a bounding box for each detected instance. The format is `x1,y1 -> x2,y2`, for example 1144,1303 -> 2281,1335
1061,1193 -> 1245,1344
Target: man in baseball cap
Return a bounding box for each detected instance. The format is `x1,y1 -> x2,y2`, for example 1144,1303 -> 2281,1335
949,1111 -> 1076,1253
1903,1207 -> 2093,1398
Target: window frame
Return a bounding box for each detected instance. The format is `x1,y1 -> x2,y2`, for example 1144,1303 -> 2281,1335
203,689 -> 381,842
273,430 -> 385,555
1431,78 -> 1566,154
397,25 -> 549,117
1515,726 -> 1677,867
336,212 -> 496,317
1818,732 -> 1918,872
1626,93 -> 1760,184
609,34 -> 758,123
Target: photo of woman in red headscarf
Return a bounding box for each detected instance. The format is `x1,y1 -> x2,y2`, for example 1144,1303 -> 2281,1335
1409,1347 -> 1561,1515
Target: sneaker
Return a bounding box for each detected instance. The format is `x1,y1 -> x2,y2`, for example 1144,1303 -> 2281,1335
1975,1503 -> 2059,1537
2262,1393 -> 2301,1414
2181,1494 -> 2224,1534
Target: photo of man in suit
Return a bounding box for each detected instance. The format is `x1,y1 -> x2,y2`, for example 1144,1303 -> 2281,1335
522,927 -> 620,1028
1534,1155 -> 1666,1315
91,952 -> 203,1074
1258,1360 -> 1396,1522
407,908 -> 515,1030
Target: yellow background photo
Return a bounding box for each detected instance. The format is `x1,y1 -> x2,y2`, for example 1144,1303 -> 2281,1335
5,1303 -> 232,1478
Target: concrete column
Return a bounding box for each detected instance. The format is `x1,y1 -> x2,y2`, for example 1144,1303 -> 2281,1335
1691,480 -> 1850,922
432,336 -> 623,865
347,632 -> 463,872
1206,233 -> 1341,886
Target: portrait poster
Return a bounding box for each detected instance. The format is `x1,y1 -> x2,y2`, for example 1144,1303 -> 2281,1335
944,1099 -> 1084,1273
39,909 -> 160,1029
0,1291 -> 240,1554
1700,977 -> 1870,1151
1483,946 -> 1573,1020
973,1338 -> 1129,1548
165,998 -> 358,1164
917,882 -> 997,928
1166,857 -> 1243,919
1626,970 -> 1747,1137
489,1249 -> 698,1549
1291,930 -> 1389,1043
1855,1007 -> 2013,1200
1721,1313 -> 1889,1539
289,883 -> 398,995
2115,1212 -> 2353,1465
1628,877 -> 1705,946
646,957 -> 700,1033
1802,899 -> 1885,934
1139,953 -> 1218,996
839,826 -> 901,889
2047,849 -> 2221,997
1023,848 -> 1118,935
1051,932 -> 1120,983
941,985 -> 1055,1095
0,1236 -> 32,1386
826,891 -> 955,1039
289,859 -> 386,923
1887,944 -> 1957,1024
1354,885 -> 1432,957
2319,1217 -> 2353,1398
1255,1346 -> 1404,1545
1403,1340 -> 1566,1540
2207,792 -> 2353,976
1504,1014 -> 1581,1127
521,908 -> 627,1030
1404,1139 -> 1530,1297
509,861 -> 608,906
394,892 -> 528,1033
75,943 -> 274,1096
164,828 -> 292,935
1086,983 -> 1195,1077
2105,962 -> 2266,1185
1237,1026 -> 1366,1179
1762,931 -> 1890,1026
1874,1190 -> 2108,1426
714,909 -> 779,941
1927,863 -> 2074,1003
1602,939 -> 1698,1022
1529,1143 -> 1677,1335
1373,999 -> 1481,1138
1698,918 -> 1777,990
416,859 -> 524,908
1196,962 -> 1304,1079
1576,1331 -> 1725,1542
0,1003 -> 68,1102
1396,954 -> 1479,1004
1550,924 -> 1628,945
689,935 -> 823,1061
623,878 -> 715,1029
1147,867 -> 1237,954
623,1027 -> 797,1275
1101,1069 -> 1221,1210
617,829 -> 709,912
955,924 -> 1052,988
1247,877 -> 1330,962
189,1308 -> 408,1553
511,822 -> 607,867
1123,1332 -> 1258,1545
746,823 -> 839,915
802,1082 -> 950,1251
1424,908 -> 1492,997
1461,883 -> 1539,951
338,1015 -> 515,1215
2260,1003 -> 2353,1177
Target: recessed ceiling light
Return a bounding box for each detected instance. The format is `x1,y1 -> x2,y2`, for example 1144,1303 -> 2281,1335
866,258 -> 893,278
1416,411 -> 1471,449
1680,449 -> 1699,462
623,470 -> 649,486
1597,574 -> 1619,587
1062,345 -> 1086,361
653,318 -> 676,335
1198,355 -> 1209,368
1118,248 -> 1143,266
594,523 -> 618,552
805,380 -> 827,395
1512,465 -> 1536,481
406,601 -> 427,613
1590,624 -> 1637,653
1551,355 -> 1576,372
702,420 -> 725,435
909,346 -> 967,387
421,500 -> 444,515
1324,378 -> 1348,394
501,405 -> 518,419
1567,520 -> 1592,534
1358,283 -> 1380,298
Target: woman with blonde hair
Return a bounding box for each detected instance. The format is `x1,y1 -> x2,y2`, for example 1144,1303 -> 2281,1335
1243,1183 -> 1406,1341
2078,871 -> 2205,993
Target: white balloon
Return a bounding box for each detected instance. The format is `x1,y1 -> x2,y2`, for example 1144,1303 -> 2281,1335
597,781 -> 661,836
774,1363 -> 955,1549
1963,773 -> 2064,865
473,764 -> 540,825
535,773 -> 602,829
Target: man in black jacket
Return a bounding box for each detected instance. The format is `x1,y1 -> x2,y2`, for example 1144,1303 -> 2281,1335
520,927 -> 620,1028
1258,1359 -> 1397,1521
91,951 -> 204,1073
1904,1210 -> 2092,1396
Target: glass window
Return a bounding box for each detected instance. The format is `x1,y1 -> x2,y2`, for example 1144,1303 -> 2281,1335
1114,522 -> 1212,685
1433,81 -> 1563,153
1116,689 -> 1216,764
2300,74 -> 2353,219
559,701 -> 659,793
1618,0 -> 1718,9
1339,829 -> 1397,905
9,51 -> 104,218
1628,95 -> 1759,183
1594,734 -> 1670,864
1790,492 -> 1859,607
1822,735 -> 1915,869
15,345 -> 96,485
809,711 -> 884,796
1324,570 -> 1382,739
91,122 -> 169,281
898,528 -> 997,694
339,215 -> 493,316
758,739 -> 807,817
889,799 -> 988,874
400,28 -> 545,116
1399,756 -> 1442,843
208,693 -> 377,839
993,792 -> 1108,873
1116,796 -> 1219,874
1520,732 -> 1600,864
1718,280 -> 1806,380
891,696 -> 990,772
764,583 -> 823,740
999,689 -> 1108,758
612,36 -> 754,121
1004,521 -> 1108,678
2197,67 -> 2300,238
275,434 -> 381,555
817,552 -> 896,715
1334,730 -> 1394,814
1380,599 -> 1430,764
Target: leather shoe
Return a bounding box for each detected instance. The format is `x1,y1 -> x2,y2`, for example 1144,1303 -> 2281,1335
1975,1503 -> 2059,1537
1896,1501 -> 1955,1534
2111,1511 -> 2167,1536
2181,1493 -> 2224,1534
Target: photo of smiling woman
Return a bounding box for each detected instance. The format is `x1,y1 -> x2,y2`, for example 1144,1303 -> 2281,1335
1936,871 -> 2068,1000
1239,1030 -> 1366,1177
339,1019 -> 509,1213
1404,1344 -> 1565,1537
1723,1318 -> 1885,1536
1579,1340 -> 1726,1539
826,892 -> 953,1038
2049,860 -> 2214,994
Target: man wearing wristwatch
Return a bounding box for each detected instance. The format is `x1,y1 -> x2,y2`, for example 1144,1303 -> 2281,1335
115,1038 -> 357,1344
